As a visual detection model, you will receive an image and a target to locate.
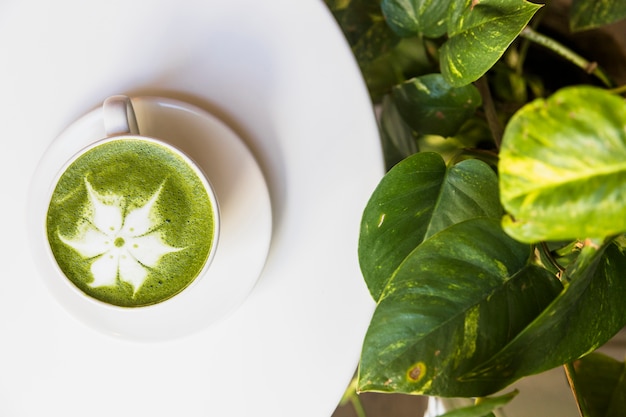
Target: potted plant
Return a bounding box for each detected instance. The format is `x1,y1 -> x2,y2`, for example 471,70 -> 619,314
326,0 -> 626,416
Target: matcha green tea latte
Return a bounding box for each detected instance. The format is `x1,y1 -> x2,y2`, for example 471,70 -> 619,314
46,138 -> 218,307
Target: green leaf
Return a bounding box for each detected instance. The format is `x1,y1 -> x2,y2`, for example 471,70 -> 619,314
417,118 -> 495,166
463,242 -> 626,389
352,19 -> 401,65
329,0 -> 400,65
361,36 -> 436,101
359,153 -> 502,300
437,390 -> 518,417
440,0 -> 541,86
490,63 -> 529,104
358,218 -> 562,396
380,94 -> 419,170
499,86 -> 626,243
571,352 -> 626,417
325,0 -> 439,100
606,367 -> 626,417
392,73 -> 482,137
381,0 -> 452,38
570,0 -> 626,32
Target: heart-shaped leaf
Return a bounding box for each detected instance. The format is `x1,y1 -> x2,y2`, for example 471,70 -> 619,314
359,152 -> 502,300
499,86 -> 626,243
570,0 -> 626,32
392,73 -> 482,137
463,242 -> 626,389
379,0 -> 541,86
381,0 -> 452,38
358,218 -> 562,396
440,0 -> 541,86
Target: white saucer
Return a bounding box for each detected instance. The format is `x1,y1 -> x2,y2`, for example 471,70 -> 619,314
28,96 -> 272,340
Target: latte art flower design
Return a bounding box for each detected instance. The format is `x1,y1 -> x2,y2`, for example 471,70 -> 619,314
59,179 -> 182,295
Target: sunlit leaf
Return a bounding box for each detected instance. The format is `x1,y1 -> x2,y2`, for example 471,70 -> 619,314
440,0 -> 541,86
392,73 -> 482,137
499,86 -> 626,243
570,0 -> 626,32
381,0 -> 452,38
358,218 -> 562,396
417,119 -> 495,166
571,352 -> 626,417
463,243 -> 626,389
359,153 -> 502,300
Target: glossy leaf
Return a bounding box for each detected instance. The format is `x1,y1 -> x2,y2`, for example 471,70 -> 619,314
571,352 -> 626,417
359,153 -> 502,300
392,73 -> 482,137
358,218 -> 562,396
381,0 -> 451,38
463,243 -> 626,390
570,0 -> 626,32
499,86 -> 626,243
437,390 -> 518,417
440,0 -> 541,86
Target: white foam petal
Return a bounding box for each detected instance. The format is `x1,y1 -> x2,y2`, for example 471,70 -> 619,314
121,183 -> 164,236
89,251 -> 120,288
85,179 -> 123,234
118,253 -> 149,294
127,233 -> 182,267
58,227 -> 113,258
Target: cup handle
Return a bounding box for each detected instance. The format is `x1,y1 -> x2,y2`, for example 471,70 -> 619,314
103,95 -> 139,136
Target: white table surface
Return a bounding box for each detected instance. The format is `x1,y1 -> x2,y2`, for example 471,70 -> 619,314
0,0 -> 383,415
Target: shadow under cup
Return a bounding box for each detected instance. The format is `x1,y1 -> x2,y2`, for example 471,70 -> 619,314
45,136 -> 219,308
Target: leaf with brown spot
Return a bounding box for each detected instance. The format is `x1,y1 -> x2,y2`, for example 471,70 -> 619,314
358,218 -> 562,396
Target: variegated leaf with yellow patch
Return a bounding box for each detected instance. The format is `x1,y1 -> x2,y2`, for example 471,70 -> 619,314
499,86 -> 626,243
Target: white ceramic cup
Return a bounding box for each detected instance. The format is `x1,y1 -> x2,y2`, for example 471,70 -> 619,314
45,95 -> 220,308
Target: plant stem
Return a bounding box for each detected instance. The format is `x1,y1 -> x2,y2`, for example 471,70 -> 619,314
450,148 -> 499,168
519,26 -> 613,88
475,76 -> 503,150
340,376 -> 368,417
564,362 -> 592,417
540,242 -> 566,279
350,394 -> 367,417
609,83 -> 626,95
